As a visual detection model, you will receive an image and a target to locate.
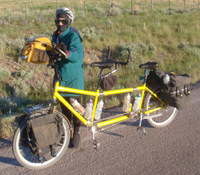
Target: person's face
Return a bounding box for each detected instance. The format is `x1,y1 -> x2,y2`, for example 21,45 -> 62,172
55,18 -> 68,26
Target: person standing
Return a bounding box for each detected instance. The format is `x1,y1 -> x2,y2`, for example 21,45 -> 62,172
52,7 -> 84,148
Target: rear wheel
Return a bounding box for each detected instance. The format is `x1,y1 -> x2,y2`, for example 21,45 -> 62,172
13,111 -> 70,170
144,93 -> 178,128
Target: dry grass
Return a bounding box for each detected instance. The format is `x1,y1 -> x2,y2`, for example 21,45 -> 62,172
0,0 -> 199,15
0,115 -> 17,138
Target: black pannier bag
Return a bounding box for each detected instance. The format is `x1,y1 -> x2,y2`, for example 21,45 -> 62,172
146,70 -> 191,110
146,70 -> 165,92
158,74 -> 191,110
27,113 -> 62,159
100,75 -> 117,90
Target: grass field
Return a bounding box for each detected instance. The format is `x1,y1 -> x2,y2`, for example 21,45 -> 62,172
0,0 -> 200,137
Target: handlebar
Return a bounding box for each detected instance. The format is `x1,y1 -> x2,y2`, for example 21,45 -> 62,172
53,45 -> 68,59
91,47 -> 131,69
107,46 -> 131,66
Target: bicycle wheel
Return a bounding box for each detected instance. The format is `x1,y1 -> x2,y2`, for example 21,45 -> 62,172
143,93 -> 178,128
12,111 -> 70,170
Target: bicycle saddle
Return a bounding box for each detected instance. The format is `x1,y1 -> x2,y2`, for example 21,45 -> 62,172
139,62 -> 158,69
91,60 -> 115,69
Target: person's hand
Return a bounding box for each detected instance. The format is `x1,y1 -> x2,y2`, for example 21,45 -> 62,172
52,42 -> 68,59
57,42 -> 67,53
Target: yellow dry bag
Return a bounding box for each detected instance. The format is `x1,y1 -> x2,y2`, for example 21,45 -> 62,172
21,37 -> 52,64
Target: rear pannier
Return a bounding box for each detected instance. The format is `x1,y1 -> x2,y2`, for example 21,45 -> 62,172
146,70 -> 191,110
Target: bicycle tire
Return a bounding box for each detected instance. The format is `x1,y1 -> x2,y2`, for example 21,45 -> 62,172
143,93 -> 178,128
12,111 -> 70,170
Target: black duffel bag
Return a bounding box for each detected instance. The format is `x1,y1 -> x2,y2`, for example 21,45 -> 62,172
27,113 -> 62,159
157,74 -> 191,110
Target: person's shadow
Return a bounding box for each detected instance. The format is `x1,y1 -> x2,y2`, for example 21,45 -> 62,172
0,138 -> 21,167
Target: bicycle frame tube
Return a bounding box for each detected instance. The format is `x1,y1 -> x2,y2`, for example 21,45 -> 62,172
53,82 -> 166,128
138,84 -> 166,114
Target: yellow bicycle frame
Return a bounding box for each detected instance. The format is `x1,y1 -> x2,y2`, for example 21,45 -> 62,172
53,81 -> 165,129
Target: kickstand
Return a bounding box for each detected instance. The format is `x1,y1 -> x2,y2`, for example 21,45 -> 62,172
137,113 -> 147,135
92,126 -> 100,150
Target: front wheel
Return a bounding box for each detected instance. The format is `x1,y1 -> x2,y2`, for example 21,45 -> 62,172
12,111 -> 70,170
143,93 -> 178,128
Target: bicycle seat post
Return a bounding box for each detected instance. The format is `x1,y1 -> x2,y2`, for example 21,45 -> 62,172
139,62 -> 158,83
97,69 -> 104,90
144,69 -> 150,83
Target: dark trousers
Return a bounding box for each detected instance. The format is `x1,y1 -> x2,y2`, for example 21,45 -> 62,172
60,96 -> 81,135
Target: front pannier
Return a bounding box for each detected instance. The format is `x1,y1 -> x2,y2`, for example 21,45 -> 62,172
158,74 -> 191,110
21,37 -> 52,64
27,113 -> 62,159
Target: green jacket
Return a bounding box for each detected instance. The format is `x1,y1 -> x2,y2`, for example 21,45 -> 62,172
52,27 -> 84,97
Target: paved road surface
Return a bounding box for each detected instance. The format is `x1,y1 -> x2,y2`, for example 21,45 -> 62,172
0,83 -> 200,175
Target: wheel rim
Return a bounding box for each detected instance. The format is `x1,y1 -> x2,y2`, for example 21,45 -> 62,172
15,118 -> 69,169
146,94 -> 178,127
148,107 -> 177,126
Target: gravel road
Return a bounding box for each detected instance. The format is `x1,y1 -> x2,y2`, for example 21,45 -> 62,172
0,82 -> 200,175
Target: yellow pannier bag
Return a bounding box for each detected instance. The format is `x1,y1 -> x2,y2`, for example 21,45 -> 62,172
21,37 -> 52,64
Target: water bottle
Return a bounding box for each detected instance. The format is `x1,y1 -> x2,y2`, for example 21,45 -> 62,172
95,100 -> 104,120
122,93 -> 131,113
84,99 -> 93,120
70,98 -> 85,115
139,75 -> 145,83
132,93 -> 141,112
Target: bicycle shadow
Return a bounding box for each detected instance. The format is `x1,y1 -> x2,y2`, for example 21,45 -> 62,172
101,105 -> 153,129
0,156 -> 21,166
100,130 -> 124,137
0,138 -> 12,149
94,105 -> 153,138
97,120 -> 152,138
0,138 -> 22,167
191,81 -> 200,90
119,119 -> 153,128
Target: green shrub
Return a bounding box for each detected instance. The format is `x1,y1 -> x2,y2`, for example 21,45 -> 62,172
0,38 -> 6,49
0,114 -> 17,138
178,42 -> 189,50
105,18 -> 113,28
0,67 -> 11,81
0,98 -> 18,115
80,26 -> 103,42
13,70 -> 34,97
93,7 -> 106,17
35,80 -> 48,92
108,6 -> 121,17
6,38 -> 25,51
